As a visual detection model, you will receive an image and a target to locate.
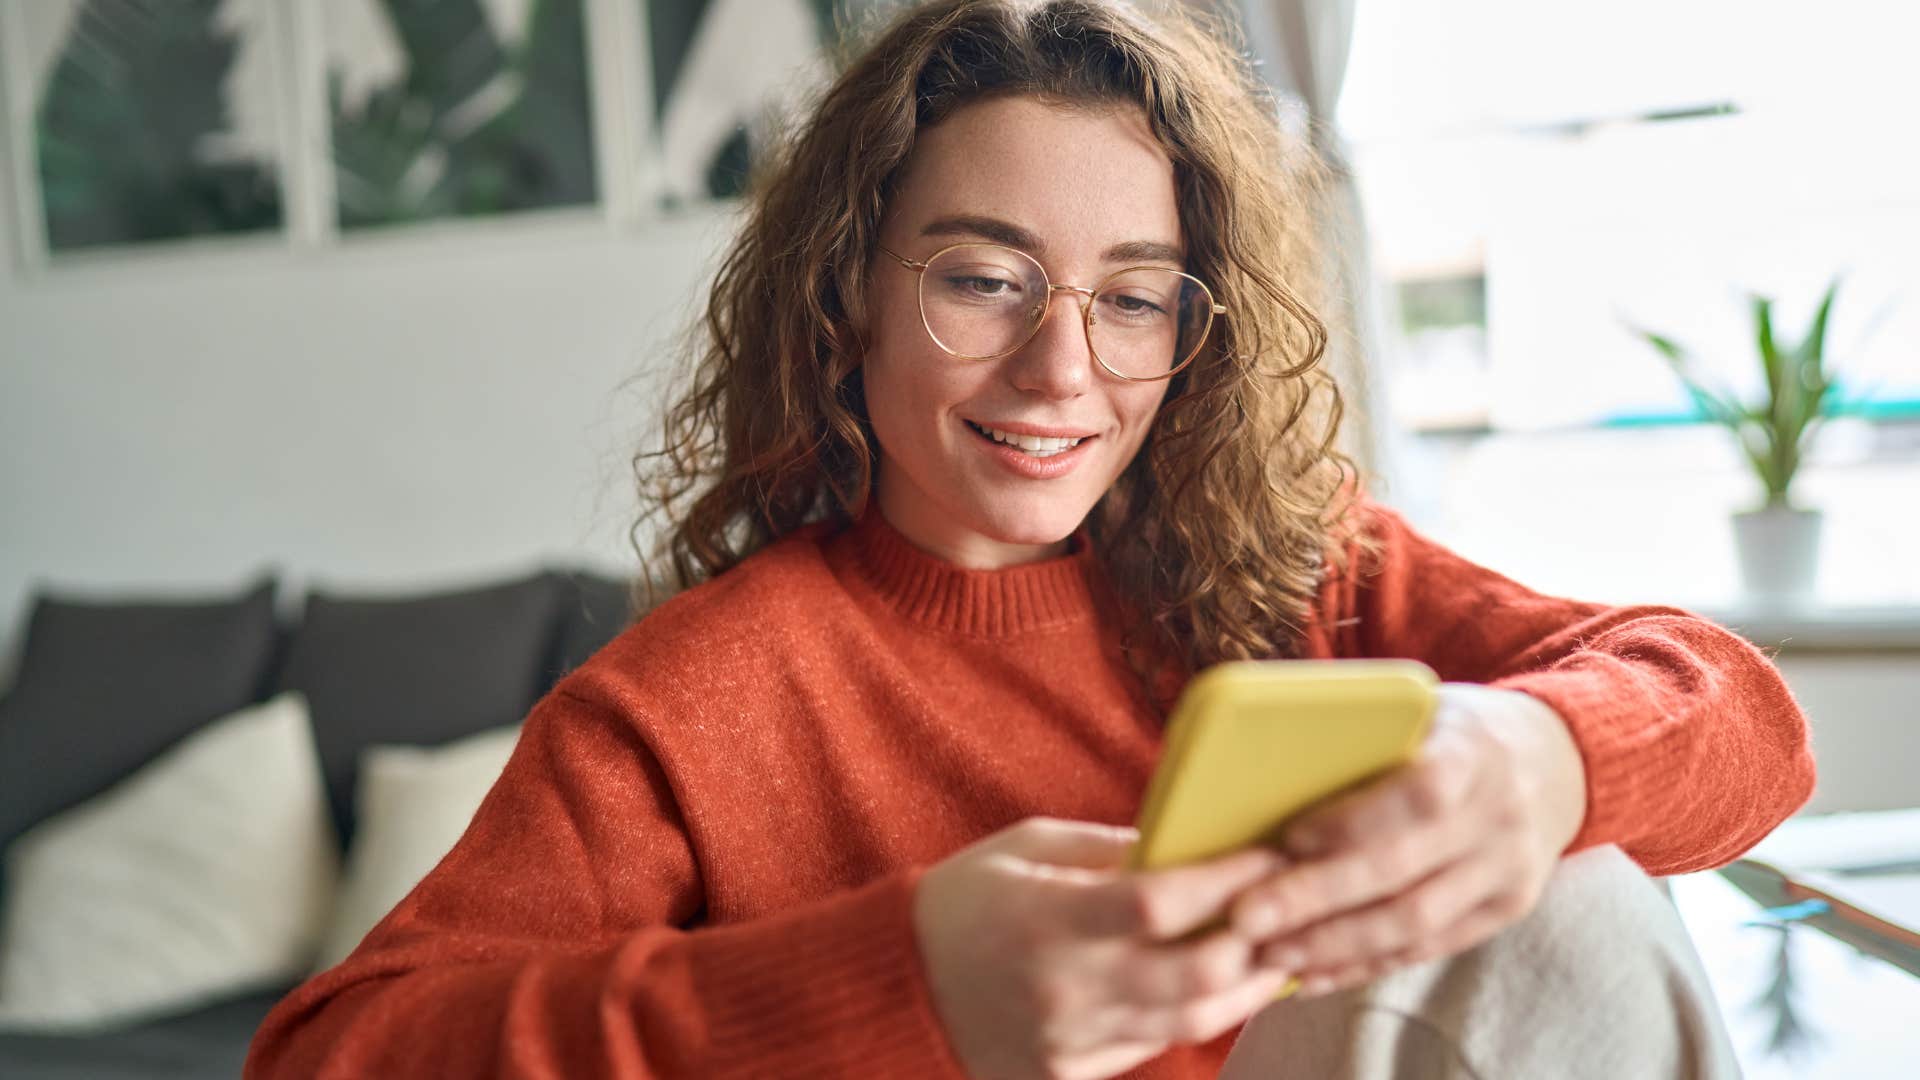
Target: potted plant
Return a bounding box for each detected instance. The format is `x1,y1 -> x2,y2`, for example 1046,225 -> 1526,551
1630,279 -> 1843,604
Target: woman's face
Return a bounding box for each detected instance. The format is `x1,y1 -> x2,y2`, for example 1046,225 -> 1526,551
862,95 -> 1180,569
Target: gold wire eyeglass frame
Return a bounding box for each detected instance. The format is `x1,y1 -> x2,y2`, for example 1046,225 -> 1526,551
878,241 -> 1225,382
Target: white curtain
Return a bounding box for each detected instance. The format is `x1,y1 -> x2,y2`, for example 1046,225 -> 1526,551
1226,0 -> 1400,487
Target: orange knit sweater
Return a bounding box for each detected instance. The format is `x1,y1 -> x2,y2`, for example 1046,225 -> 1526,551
245,498 -> 1815,1079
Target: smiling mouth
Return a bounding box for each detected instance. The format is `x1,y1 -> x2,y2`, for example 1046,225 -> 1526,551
963,419 -> 1096,458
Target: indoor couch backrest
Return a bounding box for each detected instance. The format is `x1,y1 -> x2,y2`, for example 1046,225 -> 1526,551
0,568 -> 652,862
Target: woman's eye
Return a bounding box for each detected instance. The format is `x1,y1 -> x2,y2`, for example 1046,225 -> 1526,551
1109,293 -> 1167,315
945,274 -> 1014,296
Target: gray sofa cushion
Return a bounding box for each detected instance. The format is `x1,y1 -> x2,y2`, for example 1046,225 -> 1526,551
547,570 -> 639,681
0,577 -> 279,852
273,572 -> 563,847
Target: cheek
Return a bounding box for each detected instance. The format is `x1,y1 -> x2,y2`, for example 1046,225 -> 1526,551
867,285 -> 917,362
865,286 -> 998,413
862,304 -> 958,443
1114,385 -> 1169,449
860,294 -> 917,423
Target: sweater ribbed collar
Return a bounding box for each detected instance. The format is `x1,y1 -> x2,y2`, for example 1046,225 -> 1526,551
835,500 -> 1102,635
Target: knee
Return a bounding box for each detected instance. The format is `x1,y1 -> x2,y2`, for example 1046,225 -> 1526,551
1359,845 -> 1738,1079
1223,847 -> 1737,1080
1495,843 -> 1708,994
1522,845 -> 1673,939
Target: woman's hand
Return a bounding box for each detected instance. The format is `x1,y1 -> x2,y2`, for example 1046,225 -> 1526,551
1226,683 -> 1589,997
912,816 -> 1298,1080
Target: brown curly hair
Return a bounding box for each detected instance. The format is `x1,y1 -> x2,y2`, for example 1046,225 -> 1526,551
631,0 -> 1371,701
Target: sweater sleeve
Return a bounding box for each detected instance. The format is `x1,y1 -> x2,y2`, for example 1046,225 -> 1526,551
244,683 -> 969,1080
1318,499 -> 1816,876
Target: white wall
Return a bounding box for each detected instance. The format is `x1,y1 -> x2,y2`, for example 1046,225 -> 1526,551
1780,656 -> 1920,815
0,176 -> 741,684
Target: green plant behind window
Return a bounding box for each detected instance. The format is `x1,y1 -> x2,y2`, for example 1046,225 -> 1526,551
35,0 -> 282,251
330,0 -> 596,229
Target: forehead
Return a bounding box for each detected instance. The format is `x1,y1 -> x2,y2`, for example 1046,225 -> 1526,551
889,95 -> 1181,255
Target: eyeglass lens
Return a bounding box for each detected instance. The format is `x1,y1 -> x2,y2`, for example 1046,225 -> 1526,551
918,244 -> 1212,378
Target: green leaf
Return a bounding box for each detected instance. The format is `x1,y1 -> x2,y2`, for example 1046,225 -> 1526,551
1778,278 -> 1845,495
1802,276 -> 1840,380
1753,292 -> 1812,480
1635,328 -> 1687,364
1630,325 -> 1748,431
1753,294 -> 1785,417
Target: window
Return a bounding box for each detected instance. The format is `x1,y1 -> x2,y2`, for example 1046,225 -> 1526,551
325,0 -> 598,230
1339,0 -> 1920,608
1339,0 -> 1920,435
0,0 -> 846,265
13,0 -> 287,253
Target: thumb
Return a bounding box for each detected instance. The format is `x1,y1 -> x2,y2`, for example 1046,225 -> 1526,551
988,815 -> 1141,870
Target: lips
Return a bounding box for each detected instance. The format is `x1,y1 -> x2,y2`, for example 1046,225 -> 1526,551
962,419 -> 1098,452
960,416 -> 1098,479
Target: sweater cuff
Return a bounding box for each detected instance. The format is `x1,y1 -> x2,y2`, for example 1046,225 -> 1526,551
1490,670 -> 1682,856
677,866 -> 970,1078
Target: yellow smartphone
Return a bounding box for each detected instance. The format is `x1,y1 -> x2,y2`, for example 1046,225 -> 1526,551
1130,658 -> 1439,872
1127,659 -> 1439,1001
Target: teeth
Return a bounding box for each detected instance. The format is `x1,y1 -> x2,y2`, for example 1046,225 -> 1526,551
969,421 -> 1085,455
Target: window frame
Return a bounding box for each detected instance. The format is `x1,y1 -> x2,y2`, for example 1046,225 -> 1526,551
0,0 -> 689,279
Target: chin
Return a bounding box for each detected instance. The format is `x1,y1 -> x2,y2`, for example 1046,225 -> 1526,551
970,494 -> 1091,547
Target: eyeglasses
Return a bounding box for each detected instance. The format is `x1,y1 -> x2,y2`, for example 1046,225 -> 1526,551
878,241 -> 1224,382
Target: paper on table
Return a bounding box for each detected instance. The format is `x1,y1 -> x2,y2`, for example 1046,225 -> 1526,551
1746,808 -> 1920,873
1795,870 -> 1920,931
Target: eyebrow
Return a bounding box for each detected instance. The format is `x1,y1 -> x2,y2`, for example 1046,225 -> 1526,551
918,214 -> 1185,267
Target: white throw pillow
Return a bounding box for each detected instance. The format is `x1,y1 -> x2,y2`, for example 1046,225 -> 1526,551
0,691 -> 338,1031
312,724 -> 521,971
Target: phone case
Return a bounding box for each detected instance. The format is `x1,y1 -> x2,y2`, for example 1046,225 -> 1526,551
1129,659 -> 1439,873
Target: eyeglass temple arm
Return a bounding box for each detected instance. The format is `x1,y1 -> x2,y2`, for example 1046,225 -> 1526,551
878,244 -> 928,272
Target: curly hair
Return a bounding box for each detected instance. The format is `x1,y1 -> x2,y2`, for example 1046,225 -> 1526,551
631,0 -> 1371,702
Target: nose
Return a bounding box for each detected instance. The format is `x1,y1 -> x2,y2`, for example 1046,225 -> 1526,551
1007,285 -> 1096,400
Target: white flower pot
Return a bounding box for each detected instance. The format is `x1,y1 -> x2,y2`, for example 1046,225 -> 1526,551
1731,505 -> 1823,603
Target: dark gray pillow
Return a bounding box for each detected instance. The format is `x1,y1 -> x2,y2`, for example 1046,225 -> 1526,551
0,576 -> 279,851
274,572 -> 563,847
546,570 -> 641,685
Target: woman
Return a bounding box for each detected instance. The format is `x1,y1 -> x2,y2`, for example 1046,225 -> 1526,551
247,1 -> 1812,1077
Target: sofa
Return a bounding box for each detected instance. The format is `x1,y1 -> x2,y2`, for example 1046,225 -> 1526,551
0,566 -> 646,1079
